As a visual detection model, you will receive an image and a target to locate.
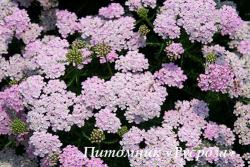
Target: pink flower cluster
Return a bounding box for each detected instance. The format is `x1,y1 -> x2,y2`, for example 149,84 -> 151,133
115,51 -> 149,73
23,36 -> 69,79
0,2 -> 42,53
154,0 -> 218,43
219,5 -> 244,37
233,102 -> 250,145
120,99 -> 241,167
20,76 -> 81,132
165,42 -> 184,60
198,63 -> 235,93
0,0 -> 249,166
58,145 -> 108,167
99,3 -> 124,19
0,85 -> 24,135
237,39 -> 250,56
201,44 -> 250,97
80,71 -> 168,124
59,145 -> 86,167
56,10 -> 80,38
126,0 -> 157,11
154,63 -> 187,88
79,16 -> 145,51
29,131 -> 62,157
121,126 -> 186,166
95,108 -> 121,133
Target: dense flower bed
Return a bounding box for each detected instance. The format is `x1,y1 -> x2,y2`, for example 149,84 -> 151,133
0,0 -> 249,166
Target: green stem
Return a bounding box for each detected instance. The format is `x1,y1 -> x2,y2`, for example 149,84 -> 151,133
181,56 -> 184,67
75,70 -> 79,84
104,56 -> 113,76
143,17 -> 154,28
4,141 -> 13,148
97,143 -> 101,150
103,139 -> 120,145
82,131 -> 90,140
135,19 -> 143,25
146,42 -> 162,46
158,43 -> 165,55
67,77 -> 76,87
64,67 -> 75,79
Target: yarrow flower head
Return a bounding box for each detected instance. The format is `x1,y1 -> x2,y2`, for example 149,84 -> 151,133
23,36 -> 69,79
154,0 -> 219,43
18,75 -> 45,105
98,3 -> 124,19
4,8 -> 30,37
198,63 -> 235,93
154,63 -> 187,88
154,9 -> 180,39
86,157 -> 108,167
0,1 -> 249,166
120,126 -> 186,166
59,145 -> 86,167
106,72 -> 168,123
163,99 -> 209,147
56,10 -> 79,38
99,50 -> 118,64
0,109 -> 11,135
219,5 -> 244,37
237,39 -> 250,56
204,122 -> 235,146
165,42 -> 184,60
0,85 -> 24,113
29,131 -> 62,157
95,108 -> 121,133
177,0 -> 218,43
79,16 -> 145,51
126,0 -> 157,11
21,77 -> 77,132
233,102 -> 250,145
115,51 -> 149,73
120,126 -> 145,150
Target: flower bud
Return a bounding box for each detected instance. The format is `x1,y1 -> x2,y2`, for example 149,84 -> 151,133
90,129 -> 105,144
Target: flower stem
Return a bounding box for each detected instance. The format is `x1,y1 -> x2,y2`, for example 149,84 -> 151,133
104,56 -> 113,76
82,131 -> 90,140
103,139 -> 119,145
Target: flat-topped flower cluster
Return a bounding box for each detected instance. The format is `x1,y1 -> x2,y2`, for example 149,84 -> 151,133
0,0 -> 249,166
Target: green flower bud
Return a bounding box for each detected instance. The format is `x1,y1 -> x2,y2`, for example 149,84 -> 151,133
165,41 -> 172,46
9,80 -> 18,85
137,7 -> 149,18
117,126 -> 128,137
72,39 -> 87,49
93,43 -> 111,57
90,129 -> 105,144
66,48 -> 83,65
206,53 -> 217,63
139,25 -> 150,36
49,153 -> 59,166
10,118 -> 27,134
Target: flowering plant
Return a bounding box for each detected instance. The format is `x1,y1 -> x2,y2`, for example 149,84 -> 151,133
0,0 -> 250,166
